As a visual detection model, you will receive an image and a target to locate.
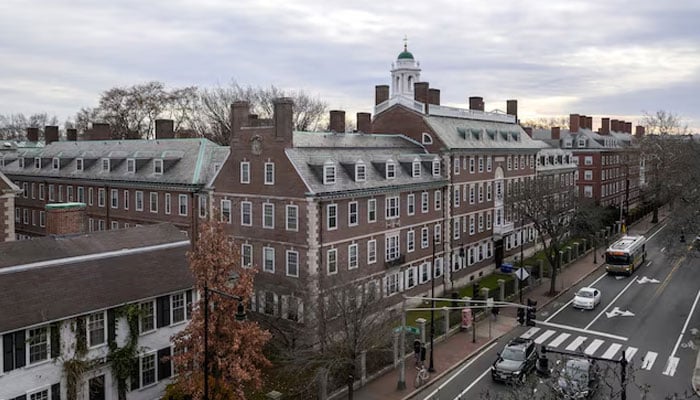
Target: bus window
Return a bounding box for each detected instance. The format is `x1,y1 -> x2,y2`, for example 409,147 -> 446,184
606,253 -> 630,265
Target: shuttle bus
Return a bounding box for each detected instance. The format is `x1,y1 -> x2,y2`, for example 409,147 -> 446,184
604,235 -> 647,275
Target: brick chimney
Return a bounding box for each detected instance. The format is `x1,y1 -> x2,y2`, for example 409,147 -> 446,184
66,128 -> 77,141
600,118 -> 610,135
89,123 -> 111,140
230,101 -> 250,143
551,126 -> 561,140
375,85 -> 389,105
469,96 -> 485,111
569,114 -> 580,133
625,122 -> 632,134
428,88 -> 441,105
155,119 -> 175,139
506,100 -> 518,121
523,127 -> 533,137
356,112 -> 371,133
329,110 -> 346,133
44,126 -> 59,145
27,127 -> 39,142
273,97 -> 293,142
414,82 -> 429,104
635,126 -> 645,138
46,203 -> 86,236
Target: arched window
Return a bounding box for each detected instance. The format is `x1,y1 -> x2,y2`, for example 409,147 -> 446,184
422,133 -> 433,144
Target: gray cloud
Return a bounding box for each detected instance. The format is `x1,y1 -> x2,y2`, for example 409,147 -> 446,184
0,0 -> 698,130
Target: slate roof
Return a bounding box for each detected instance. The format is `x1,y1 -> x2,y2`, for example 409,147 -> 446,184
287,132 -> 445,196
533,128 -> 631,150
0,224 -> 192,333
424,115 -> 549,151
0,170 -> 20,194
0,138 -> 229,188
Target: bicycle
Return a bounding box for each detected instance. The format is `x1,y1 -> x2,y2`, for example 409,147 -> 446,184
414,362 -> 430,388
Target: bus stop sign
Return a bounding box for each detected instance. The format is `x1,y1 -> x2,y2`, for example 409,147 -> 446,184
515,267 -> 530,281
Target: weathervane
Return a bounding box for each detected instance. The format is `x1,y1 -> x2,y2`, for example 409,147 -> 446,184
403,35 -> 408,51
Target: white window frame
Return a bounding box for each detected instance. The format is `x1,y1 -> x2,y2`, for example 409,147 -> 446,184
126,158 -> 135,173
52,157 -> 60,170
355,162 -> 366,182
240,161 -> 250,183
421,227 -> 429,249
323,163 -> 336,185
101,158 -> 110,172
171,292 -> 187,324
110,189 -> 118,209
413,161 -> 422,177
348,243 -> 358,269
367,199 -> 377,222
165,193 -> 171,215
264,162 -> 275,185
407,193 -> 415,216
286,250 -> 299,277
385,161 -> 396,179
286,204 -> 298,231
87,311 -> 107,348
348,201 -> 358,226
367,239 -> 377,264
263,246 -> 275,273
327,248 -> 338,275
432,160 -> 441,176
241,244 -> 253,268
421,192 -> 429,213
139,300 -> 156,334
135,191 -> 144,211
327,203 -> 338,230
34,157 -> 41,169
178,194 -> 188,216
154,159 -> 163,175
98,188 -> 106,207
434,190 -> 441,211
385,196 -> 399,219
221,199 -> 232,223
385,233 -> 400,262
241,201 -> 252,226
263,202 -> 274,229
27,325 -> 50,365
140,352 -> 157,387
407,230 -> 415,252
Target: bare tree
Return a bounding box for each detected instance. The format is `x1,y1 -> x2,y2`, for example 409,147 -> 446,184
0,113 -> 59,140
521,117 -> 569,130
642,110 -> 690,136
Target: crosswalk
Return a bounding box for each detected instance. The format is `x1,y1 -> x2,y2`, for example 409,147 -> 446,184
520,327 -> 678,377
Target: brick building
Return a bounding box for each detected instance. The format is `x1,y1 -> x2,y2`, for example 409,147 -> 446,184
0,122 -> 228,239
0,171 -> 21,242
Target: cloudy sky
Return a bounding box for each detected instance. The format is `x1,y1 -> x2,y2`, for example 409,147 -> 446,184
1,0 -> 699,130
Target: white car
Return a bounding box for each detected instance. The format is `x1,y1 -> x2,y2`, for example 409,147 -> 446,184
573,287 -> 601,310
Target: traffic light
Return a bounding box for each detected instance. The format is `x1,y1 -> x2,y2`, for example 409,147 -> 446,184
526,299 -> 537,327
517,307 -> 525,325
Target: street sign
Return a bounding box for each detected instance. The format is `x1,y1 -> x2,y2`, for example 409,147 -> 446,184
393,326 -> 420,335
515,267 -> 530,281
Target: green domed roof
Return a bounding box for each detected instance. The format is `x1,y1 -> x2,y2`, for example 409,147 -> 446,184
398,50 -> 414,60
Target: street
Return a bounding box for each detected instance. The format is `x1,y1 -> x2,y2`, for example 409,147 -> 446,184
422,223 -> 700,399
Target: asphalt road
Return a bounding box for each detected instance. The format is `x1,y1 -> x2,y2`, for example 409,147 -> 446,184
421,223 -> 700,399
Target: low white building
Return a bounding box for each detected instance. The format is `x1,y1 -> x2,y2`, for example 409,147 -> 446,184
0,223 -> 193,400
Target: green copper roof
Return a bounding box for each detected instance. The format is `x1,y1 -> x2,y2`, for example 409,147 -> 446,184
46,202 -> 86,210
398,50 -> 414,60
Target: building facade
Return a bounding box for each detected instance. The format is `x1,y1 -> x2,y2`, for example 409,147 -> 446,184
0,171 -> 20,242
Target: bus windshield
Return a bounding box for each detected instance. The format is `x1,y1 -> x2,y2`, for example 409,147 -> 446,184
606,253 -> 630,265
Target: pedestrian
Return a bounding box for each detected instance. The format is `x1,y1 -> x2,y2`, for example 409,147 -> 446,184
413,339 -> 421,365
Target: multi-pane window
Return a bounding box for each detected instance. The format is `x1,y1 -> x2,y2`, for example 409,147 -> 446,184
478,184 -> 484,203
140,301 -> 155,333
101,158 -> 110,172
407,194 -> 415,215
240,161 -> 250,183
470,215 -> 475,235
264,162 -> 275,185
154,159 -> 163,175
386,161 -> 396,179
178,194 -> 188,216
39,183 -> 45,200
367,239 -> 377,264
584,156 -> 593,165
241,201 -> 252,226
76,158 -> 84,171
407,230 -> 415,252
327,204 -> 337,229
478,157 -> 484,173
221,199 -> 232,223
29,390 -> 48,400
127,159 -> 135,173
385,196 -> 399,219
434,223 -> 441,243
39,211 -> 45,227
28,326 -> 49,364
241,244 -> 252,268
385,272 -> 400,296
34,157 -> 41,169
584,170 -> 593,180
421,192 -> 429,213
165,193 -> 171,214
323,164 -> 336,185
478,213 -> 484,232
432,160 -> 441,176
87,312 -> 106,347
469,157 -> 475,173
67,186 -> 74,202
348,201 -> 358,226
367,199 -> 377,222
88,187 -> 93,205
98,188 -> 106,207
413,161 -> 422,177
348,244 -> 358,269
286,250 -> 299,277
285,205 -> 298,231
486,182 -> 492,201
421,227 -> 429,248
453,158 -> 459,175
486,156 -> 492,172
434,190 -> 441,210
141,353 -> 156,386
454,218 -> 461,240
111,221 -> 119,230
171,293 -> 186,324
263,247 -> 275,272
135,191 -> 144,211
263,203 -> 274,228
454,187 -> 460,207
385,233 -> 400,261
355,163 -> 366,182
48,184 -> 55,201
106,189 -> 117,209
469,184 -> 475,204
327,248 -> 338,274
486,212 -> 492,229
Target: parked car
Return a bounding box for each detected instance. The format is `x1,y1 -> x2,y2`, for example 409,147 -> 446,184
573,287 -> 601,310
556,358 -> 599,399
491,338 -> 538,384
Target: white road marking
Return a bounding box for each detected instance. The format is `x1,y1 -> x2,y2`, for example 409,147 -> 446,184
605,307 -> 635,318
534,330 -> 556,344
547,333 -> 571,349
601,343 -> 622,359
584,339 -> 604,355
647,223 -> 667,241
661,247 -> 666,252
566,336 -> 587,351
536,320 -> 628,341
545,272 -> 609,322
670,288 -> 700,358
641,351 -> 658,370
585,277 -> 638,330
636,276 -> 660,284
663,356 -> 680,376
425,341 -> 498,400
453,367 -> 491,399
624,347 -> 638,362
521,327 -> 541,339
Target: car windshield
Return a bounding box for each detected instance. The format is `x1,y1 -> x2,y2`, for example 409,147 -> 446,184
501,347 -> 526,361
576,290 -> 593,298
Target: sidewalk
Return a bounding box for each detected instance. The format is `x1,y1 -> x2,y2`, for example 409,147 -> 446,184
351,209 -> 668,400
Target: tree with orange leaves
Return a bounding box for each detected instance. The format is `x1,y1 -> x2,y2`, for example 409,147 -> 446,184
168,219 -> 271,400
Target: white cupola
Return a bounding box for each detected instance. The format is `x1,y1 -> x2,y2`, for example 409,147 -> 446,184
390,38 -> 421,99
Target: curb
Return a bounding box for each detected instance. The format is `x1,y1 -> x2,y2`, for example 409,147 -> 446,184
400,330 -> 508,400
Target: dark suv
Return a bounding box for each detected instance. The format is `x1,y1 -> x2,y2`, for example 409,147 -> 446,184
491,338 -> 538,384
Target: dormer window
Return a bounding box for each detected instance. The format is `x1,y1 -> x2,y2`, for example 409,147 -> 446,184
578,138 -> 586,147
101,158 -> 110,172
126,158 -> 135,173
355,162 -> 366,182
76,158 -> 84,171
432,160 -> 441,176
154,159 -> 163,175
52,158 -> 60,170
422,133 -> 433,145
412,160 -> 421,178
386,161 -> 396,179
323,162 -> 336,185
34,157 -> 41,169
19,158 -> 24,168
565,139 -> 572,148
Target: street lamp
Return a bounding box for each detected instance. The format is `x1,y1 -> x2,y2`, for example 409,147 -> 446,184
203,284 -> 247,400
429,233 -> 440,373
